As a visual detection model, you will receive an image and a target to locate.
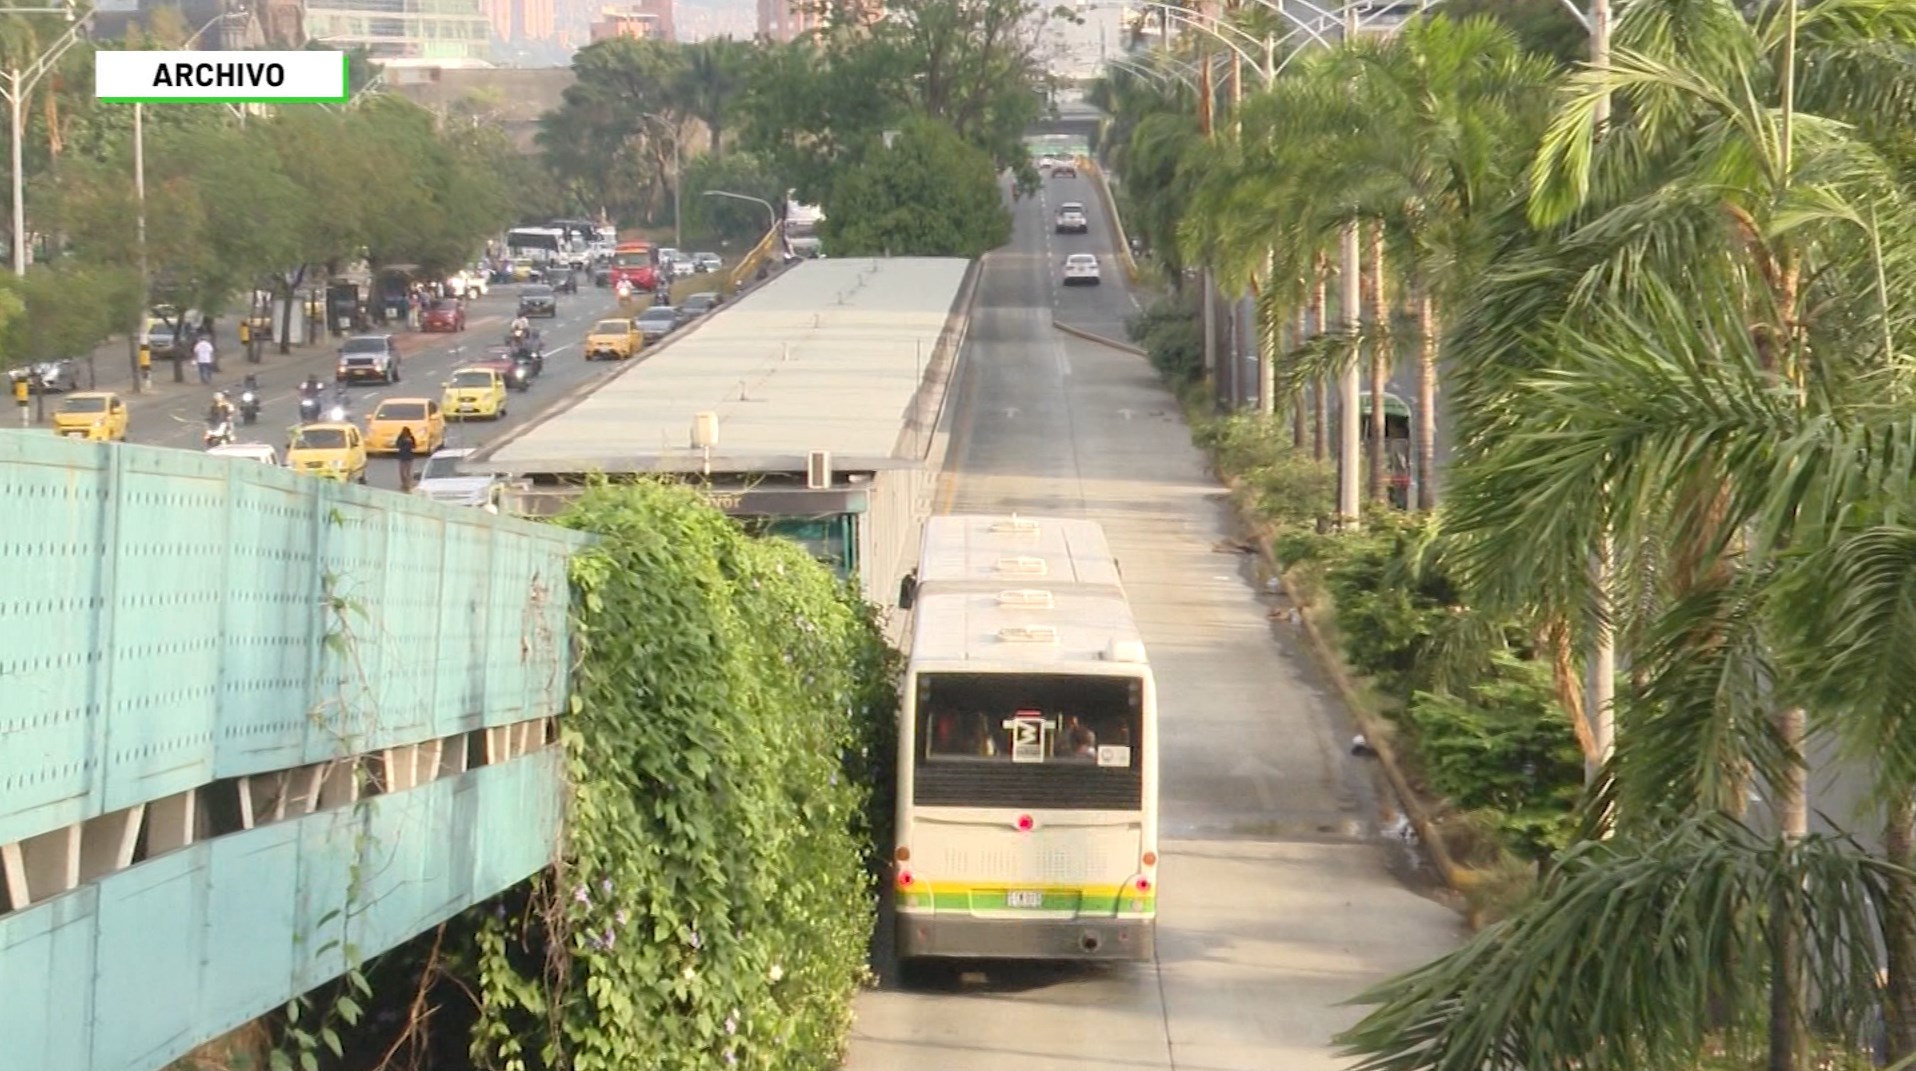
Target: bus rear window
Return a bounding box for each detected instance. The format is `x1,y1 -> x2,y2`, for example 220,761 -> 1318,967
913,672 -> 1143,810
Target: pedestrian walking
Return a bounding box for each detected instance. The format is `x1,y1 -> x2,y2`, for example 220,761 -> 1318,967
193,335 -> 215,385
395,426 -> 418,492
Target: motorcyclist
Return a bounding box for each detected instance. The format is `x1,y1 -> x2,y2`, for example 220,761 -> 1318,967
509,314 -> 531,339
298,375 -> 323,399
208,391 -> 235,425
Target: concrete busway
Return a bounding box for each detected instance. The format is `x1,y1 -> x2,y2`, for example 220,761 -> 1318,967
842,161 -> 1462,1070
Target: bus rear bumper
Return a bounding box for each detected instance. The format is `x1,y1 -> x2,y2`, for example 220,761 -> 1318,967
896,915 -> 1154,961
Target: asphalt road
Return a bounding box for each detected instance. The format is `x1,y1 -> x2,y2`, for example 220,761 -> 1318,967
85,282 -> 649,492
843,167 -> 1462,1069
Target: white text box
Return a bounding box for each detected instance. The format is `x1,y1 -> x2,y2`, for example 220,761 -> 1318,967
96,52 -> 348,103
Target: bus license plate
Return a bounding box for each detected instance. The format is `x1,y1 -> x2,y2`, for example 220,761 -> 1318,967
1006,890 -> 1044,908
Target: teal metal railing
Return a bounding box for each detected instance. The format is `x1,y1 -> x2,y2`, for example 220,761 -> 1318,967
0,432 -> 588,1071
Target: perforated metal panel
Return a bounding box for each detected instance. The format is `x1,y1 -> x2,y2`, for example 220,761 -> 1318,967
0,432 -> 587,848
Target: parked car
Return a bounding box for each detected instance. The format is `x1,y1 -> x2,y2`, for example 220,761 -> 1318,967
1062,253 -> 1101,286
336,335 -> 402,384
635,305 -> 681,342
6,358 -> 78,394
1055,202 -> 1089,234
420,299 -> 466,332
516,284 -> 558,318
693,252 -> 722,273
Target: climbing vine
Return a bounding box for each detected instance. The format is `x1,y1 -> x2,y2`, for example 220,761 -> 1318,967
470,481 -> 898,1071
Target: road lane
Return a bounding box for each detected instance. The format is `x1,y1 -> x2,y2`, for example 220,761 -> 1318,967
843,162 -> 1461,1071
92,283 -> 645,492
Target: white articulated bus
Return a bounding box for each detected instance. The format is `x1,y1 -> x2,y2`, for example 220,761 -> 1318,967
893,515 -> 1158,963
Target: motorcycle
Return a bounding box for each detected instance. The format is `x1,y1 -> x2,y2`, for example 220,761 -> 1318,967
204,418 -> 234,449
297,394 -> 321,423
326,389 -> 349,424
239,388 -> 260,425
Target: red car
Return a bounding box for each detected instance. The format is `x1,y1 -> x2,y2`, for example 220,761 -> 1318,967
421,299 -> 466,332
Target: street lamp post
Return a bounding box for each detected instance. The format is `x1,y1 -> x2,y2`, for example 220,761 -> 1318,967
130,8 -> 248,387
702,189 -> 779,234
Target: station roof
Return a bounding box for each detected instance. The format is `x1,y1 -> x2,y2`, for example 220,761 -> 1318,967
478,256 -> 974,476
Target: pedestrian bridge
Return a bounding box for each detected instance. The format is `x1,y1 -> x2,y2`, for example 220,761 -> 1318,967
0,433 -> 585,1071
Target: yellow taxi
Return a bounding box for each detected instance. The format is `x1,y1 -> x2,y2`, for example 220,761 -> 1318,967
364,397 -> 446,455
286,422 -> 368,483
442,367 -> 508,421
585,317 -> 644,361
52,392 -> 128,442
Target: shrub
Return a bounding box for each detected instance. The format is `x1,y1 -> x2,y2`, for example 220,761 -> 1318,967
1405,655 -> 1582,858
1125,294 -> 1203,386
1196,413 -> 1334,528
470,481 -> 895,1071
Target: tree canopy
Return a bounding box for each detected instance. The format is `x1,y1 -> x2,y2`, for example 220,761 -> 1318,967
818,118 -> 1011,257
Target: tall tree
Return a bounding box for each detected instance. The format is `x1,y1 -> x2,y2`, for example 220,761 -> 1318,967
678,37 -> 754,154
820,118 -> 1010,257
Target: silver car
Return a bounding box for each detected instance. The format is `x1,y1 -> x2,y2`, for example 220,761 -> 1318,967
6,358 -> 78,393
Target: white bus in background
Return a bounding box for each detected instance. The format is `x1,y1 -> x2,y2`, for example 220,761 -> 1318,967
505,226 -> 565,262
892,515 -> 1159,967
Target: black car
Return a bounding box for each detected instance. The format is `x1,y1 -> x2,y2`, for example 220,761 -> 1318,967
517,285 -> 558,318
682,292 -> 721,318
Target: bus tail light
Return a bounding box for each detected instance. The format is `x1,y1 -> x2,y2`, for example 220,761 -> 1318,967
1141,851 -> 1157,867
895,846 -> 911,862
1015,814 -> 1035,832
1135,876 -> 1152,892
896,869 -> 915,889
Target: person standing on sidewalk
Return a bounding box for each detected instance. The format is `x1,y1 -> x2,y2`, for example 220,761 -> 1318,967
193,335 -> 216,384
395,426 -> 418,492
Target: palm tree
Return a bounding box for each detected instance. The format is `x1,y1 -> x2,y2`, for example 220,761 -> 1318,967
677,38 -> 753,155
1183,16 -> 1555,511
1338,0 -> 1916,1065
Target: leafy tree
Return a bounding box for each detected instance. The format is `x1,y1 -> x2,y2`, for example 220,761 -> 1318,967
539,37 -> 688,226
680,150 -> 783,245
819,118 -> 1009,257
1441,0 -> 1593,65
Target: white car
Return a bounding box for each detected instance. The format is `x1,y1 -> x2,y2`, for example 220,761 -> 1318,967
207,442 -> 281,466
670,257 -> 697,278
412,448 -> 500,507
1062,253 -> 1101,286
447,269 -> 489,298
1055,202 -> 1089,234
693,252 -> 722,273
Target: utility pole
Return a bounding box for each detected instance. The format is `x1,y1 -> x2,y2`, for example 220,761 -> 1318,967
1336,0 -> 1362,526
1259,32 -> 1277,417
1197,49 -> 1217,396
132,102 -> 149,390
3,11 -> 90,275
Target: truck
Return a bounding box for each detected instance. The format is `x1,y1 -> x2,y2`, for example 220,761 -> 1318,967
606,240 -> 660,291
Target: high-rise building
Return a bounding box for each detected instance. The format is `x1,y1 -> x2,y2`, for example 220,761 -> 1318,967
589,6 -> 658,40
305,0 -> 492,59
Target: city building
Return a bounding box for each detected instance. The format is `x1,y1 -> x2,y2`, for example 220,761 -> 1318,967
756,0 -> 813,42
589,7 -> 660,40
304,0 -> 493,60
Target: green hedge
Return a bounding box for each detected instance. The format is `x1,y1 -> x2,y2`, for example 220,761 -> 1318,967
1126,294 -> 1203,387
470,482 -> 897,1071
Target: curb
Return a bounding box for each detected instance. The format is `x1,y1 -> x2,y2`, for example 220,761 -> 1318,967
1052,320 -> 1145,356
1084,160 -> 1141,284
1248,527 -> 1467,893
